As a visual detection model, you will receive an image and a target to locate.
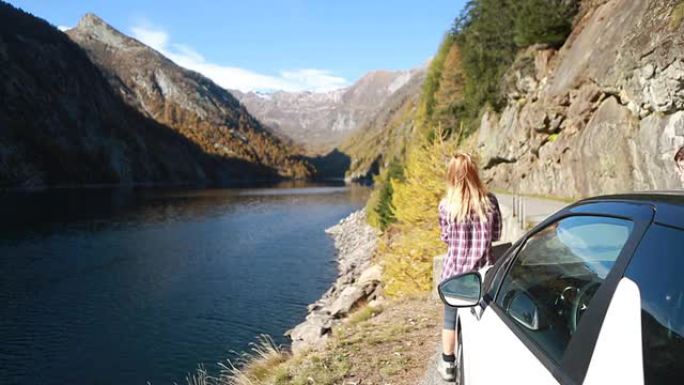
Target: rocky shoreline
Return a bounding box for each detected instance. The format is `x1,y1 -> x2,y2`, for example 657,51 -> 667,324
287,209 -> 382,354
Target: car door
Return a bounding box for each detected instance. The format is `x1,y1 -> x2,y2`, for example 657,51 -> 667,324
584,222 -> 684,385
461,201 -> 653,385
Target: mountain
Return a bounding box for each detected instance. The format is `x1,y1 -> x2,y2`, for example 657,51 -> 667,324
0,2 -> 279,188
340,70 -> 425,182
233,69 -> 424,153
66,13 -> 311,180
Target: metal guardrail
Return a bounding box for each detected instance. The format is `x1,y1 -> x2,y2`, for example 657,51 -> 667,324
512,194 -> 526,230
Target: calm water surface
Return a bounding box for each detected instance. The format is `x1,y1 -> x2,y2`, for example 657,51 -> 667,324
0,183 -> 368,385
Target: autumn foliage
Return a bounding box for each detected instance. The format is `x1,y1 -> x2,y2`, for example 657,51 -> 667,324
379,134 -> 458,296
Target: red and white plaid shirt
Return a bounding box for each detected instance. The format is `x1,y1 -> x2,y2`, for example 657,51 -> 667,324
439,194 -> 502,282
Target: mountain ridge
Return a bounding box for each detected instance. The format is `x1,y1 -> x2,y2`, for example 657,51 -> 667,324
341,69 -> 426,181
0,2 -> 277,188
67,13 -> 312,179
233,68 -> 425,153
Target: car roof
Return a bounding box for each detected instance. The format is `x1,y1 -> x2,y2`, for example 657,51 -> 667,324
577,190 -> 684,229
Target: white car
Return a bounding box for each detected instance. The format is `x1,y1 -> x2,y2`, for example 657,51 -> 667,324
438,192 -> 684,385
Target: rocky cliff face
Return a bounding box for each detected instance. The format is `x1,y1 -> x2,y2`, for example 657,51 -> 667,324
233,69 -> 424,153
0,3 -> 260,188
476,0 -> 684,197
67,14 -> 311,179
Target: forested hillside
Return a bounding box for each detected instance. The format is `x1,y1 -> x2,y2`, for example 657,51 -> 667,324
368,0 -> 684,295
340,69 -> 425,182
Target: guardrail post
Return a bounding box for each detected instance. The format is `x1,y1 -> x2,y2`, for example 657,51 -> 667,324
517,196 -> 521,228
512,195 -> 517,217
516,195 -> 521,229
513,195 -> 515,217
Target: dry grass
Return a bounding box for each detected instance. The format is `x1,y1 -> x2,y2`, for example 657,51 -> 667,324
348,304 -> 383,325
219,335 -> 288,385
186,365 -> 211,385
185,335 -> 288,385
185,297 -> 440,385
264,297 -> 439,385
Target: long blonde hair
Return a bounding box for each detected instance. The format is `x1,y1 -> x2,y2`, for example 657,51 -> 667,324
442,153 -> 492,223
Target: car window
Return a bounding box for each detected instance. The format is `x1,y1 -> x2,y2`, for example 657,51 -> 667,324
495,216 -> 634,363
625,224 -> 684,385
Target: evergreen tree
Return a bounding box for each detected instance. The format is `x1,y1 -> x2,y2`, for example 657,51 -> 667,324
453,0 -> 517,116
451,0 -> 576,123
374,159 -> 404,230
513,0 -> 578,48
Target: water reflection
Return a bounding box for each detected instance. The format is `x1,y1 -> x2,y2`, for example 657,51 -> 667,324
0,183 -> 367,385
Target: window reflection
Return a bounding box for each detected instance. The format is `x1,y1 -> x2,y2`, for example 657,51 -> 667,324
626,225 -> 684,385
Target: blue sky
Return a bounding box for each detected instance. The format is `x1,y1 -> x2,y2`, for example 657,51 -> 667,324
9,0 -> 465,92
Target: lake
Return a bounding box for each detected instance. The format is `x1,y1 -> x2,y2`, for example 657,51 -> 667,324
0,183 -> 368,385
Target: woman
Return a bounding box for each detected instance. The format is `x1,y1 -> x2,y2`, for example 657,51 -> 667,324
437,153 -> 502,381
675,145 -> 684,185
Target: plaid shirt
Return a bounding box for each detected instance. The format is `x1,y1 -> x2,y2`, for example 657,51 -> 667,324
439,194 -> 502,282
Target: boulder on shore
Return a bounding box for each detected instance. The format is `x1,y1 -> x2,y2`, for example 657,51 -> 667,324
289,209 -> 381,355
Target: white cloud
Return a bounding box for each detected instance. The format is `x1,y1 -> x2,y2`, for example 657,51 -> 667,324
130,25 -> 168,51
130,23 -> 348,93
280,69 -> 348,92
57,25 -> 71,32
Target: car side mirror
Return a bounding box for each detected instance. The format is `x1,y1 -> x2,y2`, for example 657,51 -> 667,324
506,291 -> 546,331
438,272 -> 482,308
